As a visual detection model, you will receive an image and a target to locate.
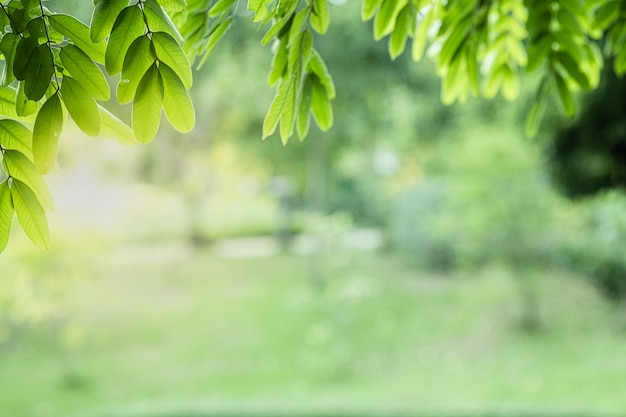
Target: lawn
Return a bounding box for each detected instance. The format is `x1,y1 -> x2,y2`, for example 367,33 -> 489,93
1,239 -> 625,417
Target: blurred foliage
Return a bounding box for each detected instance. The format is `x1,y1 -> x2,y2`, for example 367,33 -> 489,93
548,68 -> 626,198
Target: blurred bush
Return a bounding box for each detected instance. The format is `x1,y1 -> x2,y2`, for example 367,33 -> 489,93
390,131 -> 565,272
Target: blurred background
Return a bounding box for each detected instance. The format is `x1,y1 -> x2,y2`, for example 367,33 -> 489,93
2,2 -> 626,417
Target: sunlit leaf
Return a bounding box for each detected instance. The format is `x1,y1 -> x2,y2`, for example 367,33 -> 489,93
208,0 -> 237,18
90,0 -> 129,43
151,31 -> 193,89
32,92 -> 63,174
280,76 -> 298,144
363,0 -> 384,21
117,35 -> 155,104
60,44 -> 111,101
0,180 -> 13,253
310,75 -> 332,131
297,75 -> 312,140
49,14 -> 107,63
374,0 -> 408,40
16,81 -> 38,118
98,105 -> 137,146
2,150 -> 54,211
60,76 -> 102,137
0,119 -> 33,160
263,77 -> 291,139
105,5 -> 145,75
144,0 -> 184,43
11,179 -> 50,250
310,0 -> 330,35
157,0 -> 187,11
133,64 -> 164,143
159,64 -> 195,133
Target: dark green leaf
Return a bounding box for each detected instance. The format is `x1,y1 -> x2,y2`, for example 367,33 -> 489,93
105,5 -> 145,75
13,35 -> 37,81
60,44 -> 111,101
90,0 -> 129,43
60,76 -> 101,137
11,179 -> 50,250
2,149 -> 54,211
0,33 -> 20,85
32,92 -> 63,174
159,63 -> 195,133
133,64 -> 164,143
24,44 -> 54,101
49,14 -> 107,63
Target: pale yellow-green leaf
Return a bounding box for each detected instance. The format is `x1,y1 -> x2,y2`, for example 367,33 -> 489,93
0,119 -> 33,160
0,180 -> 13,253
60,76 -> 102,137
32,93 -> 63,174
160,63 -> 195,133
151,31 -> 193,89
60,44 -> 111,101
133,64 -> 164,143
11,179 -> 50,250
2,150 -> 54,211
98,105 -> 138,146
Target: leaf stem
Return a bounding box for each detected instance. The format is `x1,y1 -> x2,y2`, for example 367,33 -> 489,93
39,0 -> 60,90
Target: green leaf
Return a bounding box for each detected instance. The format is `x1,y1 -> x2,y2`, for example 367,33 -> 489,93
263,78 -> 291,139
60,44 -> 110,101
288,9 -> 309,47
0,180 -> 12,253
16,81 -> 38,118
310,0 -> 330,35
374,0 -> 408,40
554,74 -> 576,117
151,31 -> 193,89
133,64 -> 164,143
0,33 -> 20,86
308,50 -> 335,99
261,10 -> 296,45
117,35 -> 155,104
2,150 -> 54,211
13,36 -> 37,81
105,5 -> 145,75
310,75 -> 332,131
389,4 -> 413,60
0,86 -> 20,119
297,75 -> 312,140
24,44 -> 55,101
11,179 -> 50,250
48,14 -> 107,63
196,17 -> 233,68
268,39 -> 288,86
144,0 -> 184,43
32,92 -> 63,174
279,76 -> 298,144
363,0 -> 384,21
157,0 -> 187,11
90,0 -> 129,42
60,76 -> 102,137
412,4 -> 435,62
209,0 -> 237,18
98,105 -> 137,145
0,119 -> 33,160
159,63 -> 195,133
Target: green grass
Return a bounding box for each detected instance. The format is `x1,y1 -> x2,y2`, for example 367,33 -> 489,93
1,240 -> 625,417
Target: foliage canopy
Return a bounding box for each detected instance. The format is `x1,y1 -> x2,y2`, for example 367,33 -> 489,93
0,0 -> 623,252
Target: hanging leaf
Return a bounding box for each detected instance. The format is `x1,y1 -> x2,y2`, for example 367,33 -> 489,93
98,105 -> 137,146
196,17 -> 233,68
60,76 -> 102,137
363,0 -> 384,21
2,150 -> 54,211
48,14 -> 107,63
160,64 -> 195,133
279,77 -> 298,144
105,5 -> 145,75
117,35 -> 156,104
90,0 -> 129,43
0,119 -> 33,160
60,44 -> 111,101
0,33 -> 20,86
263,78 -> 292,139
297,75 -> 313,139
16,81 -> 38,118
13,36 -> 37,81
32,92 -> 63,174
310,0 -> 331,35
143,0 -> 184,43
374,0 -> 408,40
157,0 -> 187,11
10,179 -> 50,250
0,180 -> 12,253
151,31 -> 193,89
133,64 -> 164,143
310,75 -> 333,131
24,44 -> 55,102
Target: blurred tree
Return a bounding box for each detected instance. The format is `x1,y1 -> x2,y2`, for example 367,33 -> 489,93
1,0 -> 626,251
